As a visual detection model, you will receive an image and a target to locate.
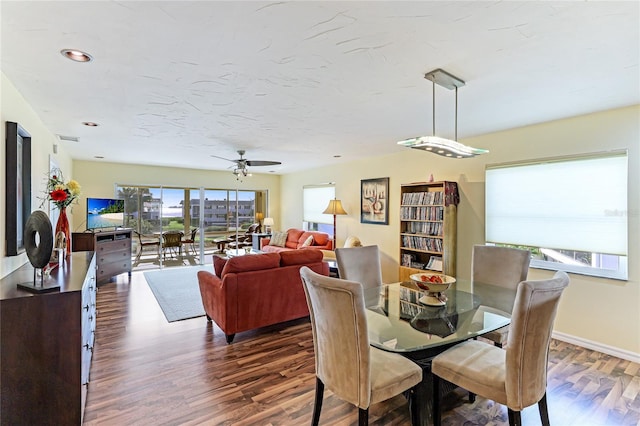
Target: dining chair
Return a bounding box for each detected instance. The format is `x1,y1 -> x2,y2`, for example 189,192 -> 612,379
162,231 -> 183,259
133,230 -> 160,262
299,267 -> 423,426
432,271 -> 570,426
182,228 -> 198,256
472,244 -> 531,347
335,245 -> 382,308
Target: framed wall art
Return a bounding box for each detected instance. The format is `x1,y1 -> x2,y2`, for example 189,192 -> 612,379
5,121 -> 32,256
361,177 -> 389,225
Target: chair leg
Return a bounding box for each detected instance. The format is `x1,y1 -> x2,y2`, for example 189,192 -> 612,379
358,407 -> 368,426
311,377 -> 324,426
406,386 -> 419,426
432,374 -> 441,426
538,392 -> 550,426
508,408 -> 522,426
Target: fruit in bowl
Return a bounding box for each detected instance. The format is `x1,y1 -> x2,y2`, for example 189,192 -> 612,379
409,273 -> 456,306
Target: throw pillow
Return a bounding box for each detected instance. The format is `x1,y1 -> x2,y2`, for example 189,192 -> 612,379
301,235 -> 314,247
270,231 -> 288,247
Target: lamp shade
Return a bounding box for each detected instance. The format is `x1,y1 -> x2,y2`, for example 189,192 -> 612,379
256,212 -> 264,221
263,217 -> 274,226
323,199 -> 347,215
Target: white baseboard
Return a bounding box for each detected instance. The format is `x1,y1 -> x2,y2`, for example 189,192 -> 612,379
552,331 -> 640,364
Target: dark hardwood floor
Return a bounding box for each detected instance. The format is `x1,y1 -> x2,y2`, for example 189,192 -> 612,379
84,271 -> 640,426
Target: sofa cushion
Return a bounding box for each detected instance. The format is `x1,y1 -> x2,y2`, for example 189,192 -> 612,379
270,231 -> 288,247
301,235 -> 314,247
296,231 -> 330,248
220,252 -> 281,277
213,255 -> 227,277
286,229 -> 304,249
280,249 -> 323,266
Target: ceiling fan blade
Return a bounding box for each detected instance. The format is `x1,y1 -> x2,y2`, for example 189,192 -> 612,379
210,154 -> 240,164
245,160 -> 281,166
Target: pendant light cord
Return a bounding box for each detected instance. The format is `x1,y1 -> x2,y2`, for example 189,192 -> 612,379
432,80 -> 436,136
455,86 -> 458,141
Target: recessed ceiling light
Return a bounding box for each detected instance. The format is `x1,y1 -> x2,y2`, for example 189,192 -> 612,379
82,121 -> 99,127
60,49 -> 93,63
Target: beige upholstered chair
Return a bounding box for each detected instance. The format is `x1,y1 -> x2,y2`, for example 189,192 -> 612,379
472,245 -> 531,347
432,271 -> 570,426
299,267 -> 423,426
335,245 -> 382,308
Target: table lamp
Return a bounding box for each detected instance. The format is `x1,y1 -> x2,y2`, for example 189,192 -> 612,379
263,217 -> 274,234
322,199 -> 347,250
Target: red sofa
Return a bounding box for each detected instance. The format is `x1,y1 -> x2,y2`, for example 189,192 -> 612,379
197,249 -> 329,343
261,228 -> 333,253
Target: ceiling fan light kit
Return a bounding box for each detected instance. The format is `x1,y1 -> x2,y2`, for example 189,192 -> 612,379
211,149 -> 281,180
397,68 -> 489,159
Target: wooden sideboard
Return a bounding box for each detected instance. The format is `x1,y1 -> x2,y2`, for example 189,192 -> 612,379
72,229 -> 132,283
0,252 -> 97,425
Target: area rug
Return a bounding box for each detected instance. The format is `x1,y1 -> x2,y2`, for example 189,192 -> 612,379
144,265 -> 210,322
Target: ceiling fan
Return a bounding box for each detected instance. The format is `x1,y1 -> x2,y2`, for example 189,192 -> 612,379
211,150 -> 281,178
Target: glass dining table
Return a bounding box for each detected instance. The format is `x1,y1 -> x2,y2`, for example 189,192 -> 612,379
362,279 -> 514,426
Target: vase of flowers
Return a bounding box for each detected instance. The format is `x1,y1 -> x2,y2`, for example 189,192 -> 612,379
44,170 -> 81,256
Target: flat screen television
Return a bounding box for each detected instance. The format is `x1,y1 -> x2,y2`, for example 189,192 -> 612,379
86,198 -> 125,230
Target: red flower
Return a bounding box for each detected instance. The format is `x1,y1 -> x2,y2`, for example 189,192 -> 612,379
50,189 -> 68,202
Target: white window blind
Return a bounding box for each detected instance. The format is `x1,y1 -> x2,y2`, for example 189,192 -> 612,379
485,152 -> 628,256
303,185 -> 335,225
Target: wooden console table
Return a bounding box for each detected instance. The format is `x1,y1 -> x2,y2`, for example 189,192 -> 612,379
72,229 -> 132,283
0,252 -> 97,425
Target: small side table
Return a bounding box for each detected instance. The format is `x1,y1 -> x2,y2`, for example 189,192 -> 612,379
252,233 -> 272,251
326,259 -> 339,278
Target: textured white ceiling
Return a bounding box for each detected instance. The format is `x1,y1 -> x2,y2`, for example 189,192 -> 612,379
2,1 -> 638,174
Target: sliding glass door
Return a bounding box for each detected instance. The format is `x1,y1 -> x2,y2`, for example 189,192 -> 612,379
117,184 -> 264,270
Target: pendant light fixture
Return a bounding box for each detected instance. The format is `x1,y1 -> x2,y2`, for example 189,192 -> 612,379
397,69 -> 489,159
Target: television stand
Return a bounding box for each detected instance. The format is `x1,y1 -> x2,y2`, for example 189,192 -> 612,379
72,229 -> 132,283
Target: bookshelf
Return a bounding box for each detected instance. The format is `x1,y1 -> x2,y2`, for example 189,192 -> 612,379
399,181 -> 458,282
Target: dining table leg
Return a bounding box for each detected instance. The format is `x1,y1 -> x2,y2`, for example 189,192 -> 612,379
400,343 -> 462,426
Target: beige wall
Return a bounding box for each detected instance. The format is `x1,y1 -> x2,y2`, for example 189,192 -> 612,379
72,160 -> 281,233
1,73 -> 74,278
282,105 -> 640,357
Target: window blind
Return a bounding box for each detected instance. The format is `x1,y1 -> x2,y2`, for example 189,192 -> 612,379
303,185 -> 335,225
485,152 -> 628,256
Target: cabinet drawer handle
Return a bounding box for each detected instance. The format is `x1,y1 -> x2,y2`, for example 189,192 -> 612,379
83,305 -> 90,311
84,343 -> 94,353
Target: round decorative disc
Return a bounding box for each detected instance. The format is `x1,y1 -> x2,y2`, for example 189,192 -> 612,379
24,210 -> 54,269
